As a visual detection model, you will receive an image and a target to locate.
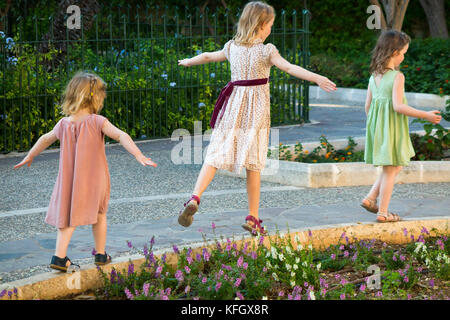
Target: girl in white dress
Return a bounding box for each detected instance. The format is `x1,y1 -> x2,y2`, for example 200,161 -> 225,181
178,1 -> 336,235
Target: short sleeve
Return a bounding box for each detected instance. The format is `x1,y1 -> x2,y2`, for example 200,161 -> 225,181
52,118 -> 64,140
94,114 -> 107,131
263,43 -> 279,66
222,40 -> 233,61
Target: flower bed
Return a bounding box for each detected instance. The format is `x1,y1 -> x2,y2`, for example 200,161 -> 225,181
58,225 -> 450,301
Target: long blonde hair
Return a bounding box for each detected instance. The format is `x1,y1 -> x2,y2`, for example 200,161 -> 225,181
61,71 -> 107,116
233,1 -> 275,45
369,30 -> 411,76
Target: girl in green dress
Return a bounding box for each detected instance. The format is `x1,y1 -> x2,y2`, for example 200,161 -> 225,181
361,30 -> 442,223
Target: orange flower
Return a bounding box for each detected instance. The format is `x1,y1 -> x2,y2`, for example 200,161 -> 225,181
325,153 -> 330,159
313,159 -> 317,163
347,152 -> 352,155
321,142 -> 326,146
334,157 -> 338,161
341,157 -> 345,161
403,65 -> 408,68
446,80 -> 449,83
304,150 -> 309,154
440,87 -> 444,94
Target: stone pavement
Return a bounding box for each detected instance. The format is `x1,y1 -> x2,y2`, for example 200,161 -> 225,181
0,198 -> 449,275
0,100 -> 449,283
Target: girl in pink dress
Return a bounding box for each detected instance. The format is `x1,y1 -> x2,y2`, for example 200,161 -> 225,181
177,1 -> 336,235
14,71 -> 157,272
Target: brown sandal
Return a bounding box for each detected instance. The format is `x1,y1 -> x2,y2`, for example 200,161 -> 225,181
178,195 -> 200,227
376,212 -> 401,223
361,198 -> 378,214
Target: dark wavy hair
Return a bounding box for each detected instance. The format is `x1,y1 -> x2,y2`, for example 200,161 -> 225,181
369,30 -> 411,76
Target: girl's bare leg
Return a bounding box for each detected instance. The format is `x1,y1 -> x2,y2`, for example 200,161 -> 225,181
378,166 -> 402,213
246,169 -> 261,223
363,173 -> 382,206
92,213 -> 107,255
55,226 -> 76,267
192,163 -> 217,202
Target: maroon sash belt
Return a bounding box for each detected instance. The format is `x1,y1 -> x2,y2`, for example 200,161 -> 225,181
210,77 -> 270,128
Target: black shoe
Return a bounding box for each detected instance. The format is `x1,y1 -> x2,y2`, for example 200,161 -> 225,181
50,255 -> 80,272
95,252 -> 112,265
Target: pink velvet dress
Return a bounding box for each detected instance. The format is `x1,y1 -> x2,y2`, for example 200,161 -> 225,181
45,113 -> 110,228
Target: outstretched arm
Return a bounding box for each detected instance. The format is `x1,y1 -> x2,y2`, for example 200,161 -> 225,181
14,131 -> 58,169
364,84 -> 372,116
270,51 -> 337,92
178,50 -> 227,67
101,120 -> 157,167
392,72 -> 441,124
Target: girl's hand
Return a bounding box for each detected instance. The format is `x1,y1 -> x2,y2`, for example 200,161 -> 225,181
178,58 -> 191,67
315,75 -> 337,92
14,156 -> 33,169
425,110 -> 442,124
135,153 -> 157,167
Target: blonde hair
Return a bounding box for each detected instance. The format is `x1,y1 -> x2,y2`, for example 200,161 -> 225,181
233,1 -> 275,45
369,30 -> 411,76
60,71 -> 107,116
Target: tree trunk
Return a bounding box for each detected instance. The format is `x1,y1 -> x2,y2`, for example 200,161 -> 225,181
0,0 -> 12,32
419,0 -> 448,38
38,0 -> 100,71
369,0 -> 410,31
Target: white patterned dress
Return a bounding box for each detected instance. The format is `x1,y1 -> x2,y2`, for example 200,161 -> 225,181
204,38 -> 278,174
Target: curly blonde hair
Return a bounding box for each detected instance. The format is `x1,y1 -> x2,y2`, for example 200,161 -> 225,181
233,1 -> 275,46
60,71 -> 107,116
369,30 -> 411,76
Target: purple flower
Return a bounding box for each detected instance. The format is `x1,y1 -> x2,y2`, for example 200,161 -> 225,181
259,236 -> 265,246
340,293 -> 346,300
211,222 -> 216,230
344,250 -> 349,257
143,283 -> 150,296
215,282 -> 222,292
250,251 -> 257,260
196,253 -> 202,261
403,276 -> 409,283
360,284 -> 366,292
91,248 -> 97,256
236,291 -> 244,300
331,253 -> 336,260
150,236 -> 155,246
143,245 -> 148,256
173,245 -> 180,254
184,266 -> 191,274
185,285 -> 191,294
225,244 -> 231,252
393,255 -> 397,261
202,277 -> 207,284
407,294 -> 412,300
234,278 -> 242,288
263,266 -> 267,272
421,227 -> 430,235
308,230 -> 313,237
340,232 -> 346,239
127,240 -> 132,248
243,262 -> 248,270
175,269 -> 184,282
203,248 -> 210,261
0,290 -> 6,298
335,274 -> 341,280
339,245 -> 345,250
400,255 -> 406,261
429,279 -> 435,288
340,279 -> 348,285
162,254 -> 167,263
436,239 -> 444,251
278,291 -> 284,297
237,256 -> 244,268
187,256 -> 193,265
352,253 -> 358,262
376,291 -> 383,297
402,228 -> 408,236
410,235 -> 415,242
124,288 -> 134,300
216,242 -> 222,251
156,266 -> 163,274
128,264 -> 134,276
148,252 -> 155,264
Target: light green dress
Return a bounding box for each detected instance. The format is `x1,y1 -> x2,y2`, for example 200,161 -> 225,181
364,69 -> 415,166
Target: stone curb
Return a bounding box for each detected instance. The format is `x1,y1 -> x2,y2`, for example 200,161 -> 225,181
219,159 -> 450,188
1,217 -> 448,300
309,86 -> 449,109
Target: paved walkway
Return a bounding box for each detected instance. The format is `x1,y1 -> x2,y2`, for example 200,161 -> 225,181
0,100 -> 449,284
